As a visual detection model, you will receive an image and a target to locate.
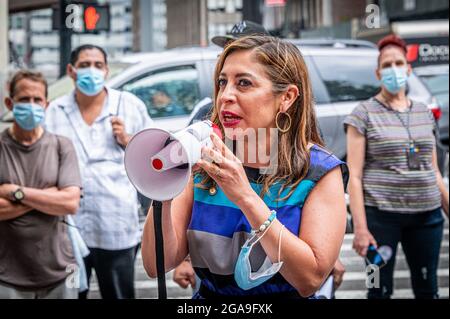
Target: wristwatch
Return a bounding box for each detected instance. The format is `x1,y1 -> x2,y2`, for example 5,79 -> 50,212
11,188 -> 25,203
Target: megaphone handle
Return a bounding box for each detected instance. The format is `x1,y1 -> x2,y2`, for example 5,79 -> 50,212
152,200 -> 167,299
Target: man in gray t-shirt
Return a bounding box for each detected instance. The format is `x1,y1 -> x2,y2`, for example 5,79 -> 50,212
0,70 -> 82,299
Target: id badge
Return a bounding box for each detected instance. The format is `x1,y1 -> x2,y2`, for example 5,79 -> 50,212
407,146 -> 420,170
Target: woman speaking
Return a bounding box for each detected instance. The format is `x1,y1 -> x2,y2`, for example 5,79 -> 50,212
142,36 -> 348,299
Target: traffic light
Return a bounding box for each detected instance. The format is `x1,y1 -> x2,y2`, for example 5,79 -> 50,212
52,2 -> 110,33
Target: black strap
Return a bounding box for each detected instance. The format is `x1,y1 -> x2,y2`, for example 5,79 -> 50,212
152,200 -> 167,299
112,92 -> 127,151
109,91 -> 123,118
392,109 -> 413,146
375,98 -> 414,146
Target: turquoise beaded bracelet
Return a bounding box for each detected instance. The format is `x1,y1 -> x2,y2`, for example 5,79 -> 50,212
253,210 -> 277,235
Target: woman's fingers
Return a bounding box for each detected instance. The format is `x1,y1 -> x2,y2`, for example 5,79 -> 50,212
188,272 -> 197,288
332,261 -> 345,289
197,158 -> 213,172
210,133 -> 236,161
197,134 -> 247,182
360,241 -> 371,257
354,244 -> 363,257
353,238 -> 366,257
202,146 -> 222,164
202,146 -> 233,169
197,159 -> 222,181
369,236 -> 378,249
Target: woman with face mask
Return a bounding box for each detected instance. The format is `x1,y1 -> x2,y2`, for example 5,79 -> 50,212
142,36 -> 349,299
344,35 -> 449,299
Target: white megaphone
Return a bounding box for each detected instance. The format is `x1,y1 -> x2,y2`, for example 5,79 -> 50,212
124,120 -> 222,201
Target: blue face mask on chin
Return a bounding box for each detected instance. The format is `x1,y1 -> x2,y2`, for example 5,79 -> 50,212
76,67 -> 105,96
13,103 -> 45,131
381,66 -> 409,94
234,223 -> 284,290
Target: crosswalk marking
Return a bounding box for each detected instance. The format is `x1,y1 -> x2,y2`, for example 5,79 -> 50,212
336,288 -> 449,299
341,268 -> 448,281
339,240 -> 449,252
341,253 -> 449,263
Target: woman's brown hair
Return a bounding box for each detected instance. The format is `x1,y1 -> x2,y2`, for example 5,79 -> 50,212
197,35 -> 324,200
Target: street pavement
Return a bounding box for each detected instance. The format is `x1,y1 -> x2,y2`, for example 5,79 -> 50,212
87,221 -> 449,300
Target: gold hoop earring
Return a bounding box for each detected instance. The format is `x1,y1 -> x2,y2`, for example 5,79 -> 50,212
276,111 -> 292,133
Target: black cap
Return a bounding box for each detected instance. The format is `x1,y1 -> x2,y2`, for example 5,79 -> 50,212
211,20 -> 270,48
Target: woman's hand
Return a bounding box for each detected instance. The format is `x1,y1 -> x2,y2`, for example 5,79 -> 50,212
197,133 -> 255,206
331,259 -> 346,290
353,228 -> 377,257
172,260 -> 196,289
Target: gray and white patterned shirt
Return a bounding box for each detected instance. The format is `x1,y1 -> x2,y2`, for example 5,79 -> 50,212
46,87 -> 153,250
344,98 -> 441,213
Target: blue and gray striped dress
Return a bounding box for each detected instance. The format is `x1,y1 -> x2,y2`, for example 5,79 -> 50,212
188,144 -> 348,298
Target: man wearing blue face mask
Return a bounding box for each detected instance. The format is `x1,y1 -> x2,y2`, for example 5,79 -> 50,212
0,70 -> 82,299
46,45 -> 153,299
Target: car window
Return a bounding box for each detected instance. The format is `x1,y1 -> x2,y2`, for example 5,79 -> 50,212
302,56 -> 330,104
420,74 -> 449,96
313,55 -> 380,103
120,65 -> 201,119
420,73 -> 449,107
407,73 -> 432,102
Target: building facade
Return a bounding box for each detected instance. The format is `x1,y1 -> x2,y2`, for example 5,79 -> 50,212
9,0 -> 166,81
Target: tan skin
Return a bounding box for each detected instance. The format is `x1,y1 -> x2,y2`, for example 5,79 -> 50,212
348,46 -> 449,257
0,79 -> 80,221
216,51 -> 293,161
143,49 -> 347,297
173,259 -> 197,289
67,48 -> 130,147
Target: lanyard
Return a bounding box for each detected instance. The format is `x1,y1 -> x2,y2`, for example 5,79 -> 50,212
376,98 -> 414,147
392,109 -> 414,147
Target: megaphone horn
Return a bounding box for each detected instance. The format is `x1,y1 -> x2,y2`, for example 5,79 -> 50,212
124,120 -> 222,201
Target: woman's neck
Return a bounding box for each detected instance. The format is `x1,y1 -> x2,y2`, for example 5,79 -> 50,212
10,123 -> 44,146
377,89 -> 410,112
235,128 -> 278,168
233,129 -> 315,169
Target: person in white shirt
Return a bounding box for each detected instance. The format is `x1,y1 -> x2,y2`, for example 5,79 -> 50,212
46,44 -> 153,299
